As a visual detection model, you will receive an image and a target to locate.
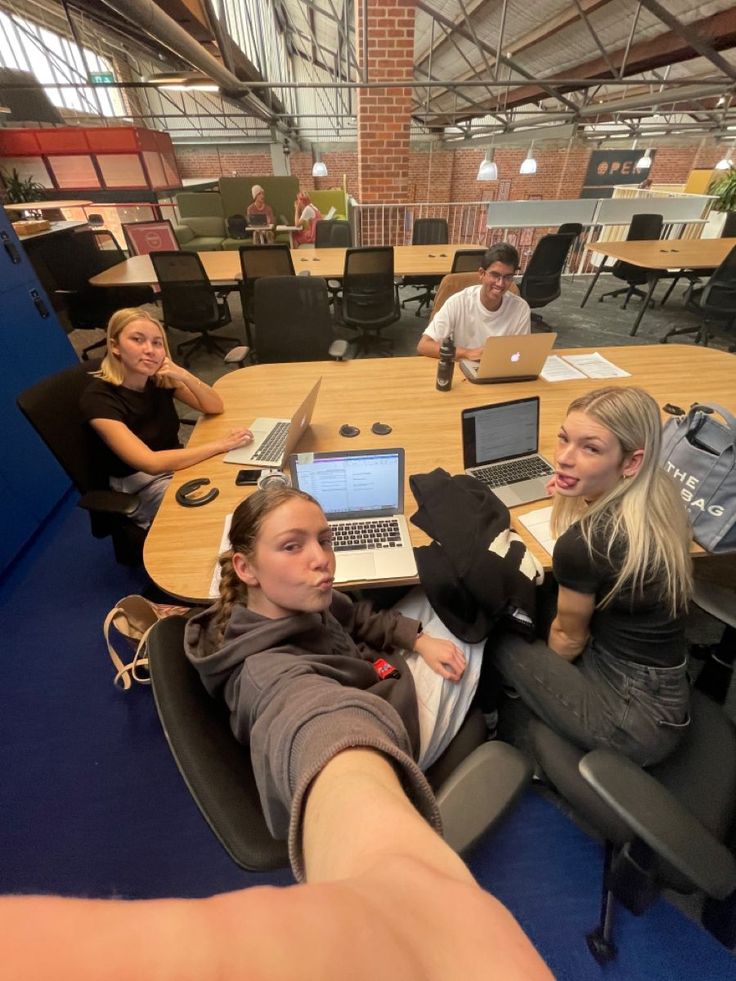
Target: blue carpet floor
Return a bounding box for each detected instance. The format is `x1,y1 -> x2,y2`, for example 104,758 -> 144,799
1,498 -> 735,978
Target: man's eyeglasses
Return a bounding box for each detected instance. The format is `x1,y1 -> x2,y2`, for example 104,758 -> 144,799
484,271 -> 515,284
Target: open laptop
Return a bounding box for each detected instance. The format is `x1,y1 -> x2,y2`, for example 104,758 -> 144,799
462,396 -> 555,507
459,333 -> 557,384
224,378 -> 321,468
247,212 -> 269,227
289,447 -> 418,584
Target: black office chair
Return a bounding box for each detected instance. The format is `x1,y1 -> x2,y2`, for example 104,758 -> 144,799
147,614 -> 532,871
526,689 -> 736,964
402,218 -> 449,316
16,359 -> 146,566
581,213 -> 663,309
252,276 -> 349,363
518,233 -> 576,331
238,244 -> 296,347
558,222 -> 583,237
341,246 -> 401,357
314,220 -> 352,305
150,251 -> 240,366
39,227 -> 154,359
451,249 -> 487,273
315,219 -> 352,248
660,211 -> 736,308
660,243 -> 736,346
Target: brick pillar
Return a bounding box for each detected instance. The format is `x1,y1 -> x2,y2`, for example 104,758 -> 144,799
355,0 -> 415,204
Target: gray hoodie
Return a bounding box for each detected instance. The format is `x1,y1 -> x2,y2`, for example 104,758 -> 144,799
184,590 -> 441,879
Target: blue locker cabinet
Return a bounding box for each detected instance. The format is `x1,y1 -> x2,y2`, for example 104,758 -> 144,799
0,208 -> 78,573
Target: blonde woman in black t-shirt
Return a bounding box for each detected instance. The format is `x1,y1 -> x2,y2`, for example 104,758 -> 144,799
80,307 -> 252,527
490,386 -> 693,767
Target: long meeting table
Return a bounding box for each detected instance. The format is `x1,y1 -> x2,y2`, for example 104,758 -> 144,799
582,237 -> 736,336
88,243 -> 486,288
143,345 -> 736,603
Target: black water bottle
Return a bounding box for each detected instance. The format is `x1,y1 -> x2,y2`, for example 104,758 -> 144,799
436,335 -> 455,391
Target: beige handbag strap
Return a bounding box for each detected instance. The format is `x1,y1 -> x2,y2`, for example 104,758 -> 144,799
104,595 -> 191,690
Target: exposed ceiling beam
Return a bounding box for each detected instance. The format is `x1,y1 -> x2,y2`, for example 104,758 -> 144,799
421,6 -> 736,125
637,0 -> 736,81
415,0 -> 579,112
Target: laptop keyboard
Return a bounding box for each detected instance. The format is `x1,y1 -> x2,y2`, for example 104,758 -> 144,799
472,455 -> 554,488
330,518 -> 402,551
252,421 -> 290,462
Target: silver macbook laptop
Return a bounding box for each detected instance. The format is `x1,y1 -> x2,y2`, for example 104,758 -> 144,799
460,333 -> 557,384
289,447 -> 418,584
462,396 -> 555,507
224,378 -> 321,468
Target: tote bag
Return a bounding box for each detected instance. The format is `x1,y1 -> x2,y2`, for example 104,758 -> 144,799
660,403 -> 736,553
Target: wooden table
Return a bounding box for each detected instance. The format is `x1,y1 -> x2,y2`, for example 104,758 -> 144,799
88,243 -> 485,288
4,199 -> 93,212
143,344 -> 736,602
582,238 -> 736,335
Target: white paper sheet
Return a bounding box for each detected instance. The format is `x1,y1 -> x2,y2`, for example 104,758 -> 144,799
209,513 -> 234,598
517,505 -> 556,556
562,352 -> 631,378
540,355 -> 587,382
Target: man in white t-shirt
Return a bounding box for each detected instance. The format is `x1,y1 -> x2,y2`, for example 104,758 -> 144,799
417,243 -> 531,361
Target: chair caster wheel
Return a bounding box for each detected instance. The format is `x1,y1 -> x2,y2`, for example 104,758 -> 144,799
586,928 -> 616,965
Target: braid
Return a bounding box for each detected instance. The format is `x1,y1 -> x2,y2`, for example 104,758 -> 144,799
214,549 -> 248,644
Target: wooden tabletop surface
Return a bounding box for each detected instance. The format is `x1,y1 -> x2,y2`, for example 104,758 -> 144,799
585,237 -> 736,270
143,344 -> 736,603
89,243 -> 485,287
4,200 -> 93,211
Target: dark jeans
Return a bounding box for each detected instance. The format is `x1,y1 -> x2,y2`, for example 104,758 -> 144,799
492,633 -> 691,767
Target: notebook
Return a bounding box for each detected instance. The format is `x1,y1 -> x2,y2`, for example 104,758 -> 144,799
224,378 -> 321,468
289,447 -> 418,584
459,332 -> 557,384
462,396 -> 555,507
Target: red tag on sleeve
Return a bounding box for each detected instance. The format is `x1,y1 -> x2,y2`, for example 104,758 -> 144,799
373,657 -> 400,680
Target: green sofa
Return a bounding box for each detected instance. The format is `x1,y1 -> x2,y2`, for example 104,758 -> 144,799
173,191 -> 227,251
173,180 -> 349,251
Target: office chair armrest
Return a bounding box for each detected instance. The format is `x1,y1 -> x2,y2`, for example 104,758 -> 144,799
579,749 -> 736,899
78,489 -> 141,518
435,741 -> 532,854
328,339 -> 350,361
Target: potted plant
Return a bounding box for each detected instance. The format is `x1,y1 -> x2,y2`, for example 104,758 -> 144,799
708,166 -> 736,213
1,168 -> 46,206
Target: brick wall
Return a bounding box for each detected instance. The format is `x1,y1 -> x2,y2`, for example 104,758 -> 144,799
355,0 -> 415,203
173,143 -> 711,202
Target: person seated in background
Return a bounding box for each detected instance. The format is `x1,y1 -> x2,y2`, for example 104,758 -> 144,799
292,189 -> 323,246
79,308 -> 252,529
416,242 -> 530,362
485,386 -> 693,768
0,744 -> 552,979
246,184 -> 275,242
185,485 -> 487,875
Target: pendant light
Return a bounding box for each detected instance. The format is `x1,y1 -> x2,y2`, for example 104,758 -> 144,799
312,146 -> 328,178
715,150 -> 733,170
477,149 -> 497,181
519,143 -> 537,175
636,148 -> 652,170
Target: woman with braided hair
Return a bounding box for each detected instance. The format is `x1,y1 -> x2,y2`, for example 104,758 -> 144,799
184,486 -> 488,880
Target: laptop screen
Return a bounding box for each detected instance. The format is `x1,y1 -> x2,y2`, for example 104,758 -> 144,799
461,397 -> 540,468
290,449 -> 404,520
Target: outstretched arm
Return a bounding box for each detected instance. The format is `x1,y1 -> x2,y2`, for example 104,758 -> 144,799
0,749 -> 551,981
